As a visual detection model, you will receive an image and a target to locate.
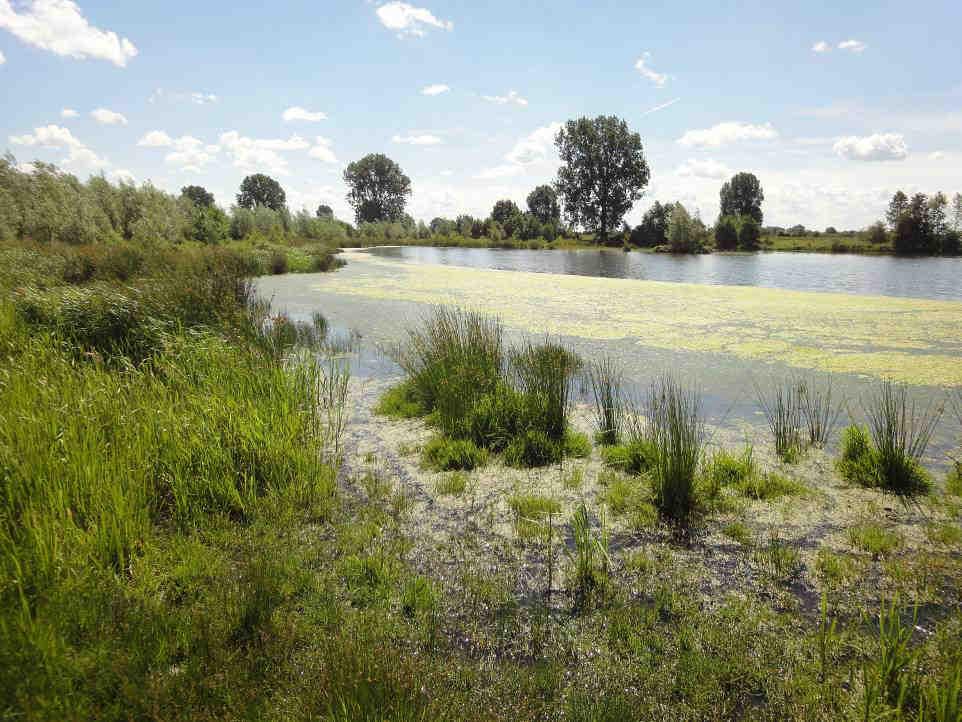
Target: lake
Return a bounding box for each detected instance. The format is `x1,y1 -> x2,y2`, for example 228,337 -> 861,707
256,247 -> 962,467
365,245 -> 962,301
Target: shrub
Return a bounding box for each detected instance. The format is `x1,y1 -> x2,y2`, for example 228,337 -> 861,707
422,436 -> 487,471
269,250 -> 289,275
646,376 -> 703,520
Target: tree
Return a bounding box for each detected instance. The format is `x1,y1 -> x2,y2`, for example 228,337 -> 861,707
865,221 -> 888,245
737,216 -> 761,250
316,204 -> 333,220
952,193 -> 962,232
894,193 -> 934,254
237,174 -> 286,211
526,185 -> 560,225
630,201 -> 671,247
927,192 -> 948,239
714,216 -> 739,250
886,190 -> 908,230
825,226 -> 838,235
343,154 -> 411,225
181,184 -> 215,208
554,115 -> 650,244
666,203 -> 708,253
719,172 -> 764,224
490,199 -> 523,237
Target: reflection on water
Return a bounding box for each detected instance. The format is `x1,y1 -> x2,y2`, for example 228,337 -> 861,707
365,246 -> 962,301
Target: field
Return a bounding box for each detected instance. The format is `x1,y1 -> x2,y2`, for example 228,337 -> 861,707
2,240 -> 961,721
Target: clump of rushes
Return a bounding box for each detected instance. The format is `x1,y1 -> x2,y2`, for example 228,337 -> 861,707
511,339 -> 581,443
838,382 -> 941,495
646,375 -> 704,521
567,503 -> 609,607
587,356 -> 625,446
798,375 -> 843,447
756,378 -> 803,463
422,436 -> 487,471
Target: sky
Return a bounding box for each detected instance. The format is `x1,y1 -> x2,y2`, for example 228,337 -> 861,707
1,0 -> 960,230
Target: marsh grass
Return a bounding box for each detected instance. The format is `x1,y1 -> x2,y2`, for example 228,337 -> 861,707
422,436 -> 488,471
567,503 -> 609,606
587,357 -> 625,446
646,376 -> 704,521
798,375 -> 843,447
755,378 -> 803,463
838,383 -> 941,495
507,493 -> 561,540
434,472 -> 469,497
848,522 -> 903,557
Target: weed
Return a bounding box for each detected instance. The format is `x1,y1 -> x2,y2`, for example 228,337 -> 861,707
798,375 -> 843,447
375,381 -> 424,418
755,532 -> 802,582
567,503 -> 609,606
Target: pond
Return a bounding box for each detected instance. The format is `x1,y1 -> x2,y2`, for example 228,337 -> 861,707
256,248 -> 962,468
364,245 -> 962,301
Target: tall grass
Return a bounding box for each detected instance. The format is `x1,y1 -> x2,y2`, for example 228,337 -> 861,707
866,382 -> 941,494
798,375 -> 843,447
586,357 -> 625,446
646,376 -> 704,520
755,379 -> 803,462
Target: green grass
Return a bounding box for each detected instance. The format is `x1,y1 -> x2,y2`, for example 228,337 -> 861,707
722,521 -> 754,546
848,522 -> 903,557
646,376 -> 704,521
507,492 -> 561,540
375,380 -> 425,418
434,472 -> 470,496
422,436 -> 488,471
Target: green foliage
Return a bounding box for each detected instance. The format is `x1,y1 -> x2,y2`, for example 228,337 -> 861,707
719,172 -> 764,225
555,115 -> 650,243
237,173 -> 286,211
422,436 -> 488,471
344,154 -> 412,224
181,184 -> 216,208
737,215 -> 761,250
714,215 -> 739,250
375,381 -> 425,418
630,201 -> 671,247
666,202 -> 709,253
756,379 -> 804,463
434,472 -> 469,497
601,440 -> 657,475
526,185 -> 560,225
587,357 -> 625,446
646,376 -> 704,520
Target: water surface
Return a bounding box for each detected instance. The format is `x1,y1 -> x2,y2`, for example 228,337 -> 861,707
365,246 -> 962,301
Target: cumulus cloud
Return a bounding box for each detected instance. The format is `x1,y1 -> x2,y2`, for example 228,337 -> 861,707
476,122 -> 561,179
283,106 -> 327,122
677,121 -> 778,148
137,130 -> 219,172
307,137 -> 338,163
376,2 -> 452,38
634,52 -> 667,87
190,92 -> 217,104
421,83 -> 449,96
482,89 -> 528,107
60,107 -> 77,118
838,39 -> 867,53
10,123 -> 107,169
811,40 -> 831,53
149,88 -> 218,105
90,107 -> 127,125
392,133 -> 442,146
218,131 -> 310,175
642,97 -> 680,116
675,158 -> 731,179
0,0 -> 137,66
833,133 -> 908,161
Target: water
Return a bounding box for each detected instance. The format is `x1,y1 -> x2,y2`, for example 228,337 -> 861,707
364,246 -> 962,301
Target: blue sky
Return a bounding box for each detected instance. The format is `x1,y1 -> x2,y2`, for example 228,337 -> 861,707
2,0 -> 960,228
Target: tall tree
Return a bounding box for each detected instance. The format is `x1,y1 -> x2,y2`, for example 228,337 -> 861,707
343,154 -> 411,224
886,190 -> 909,229
490,199 -> 523,237
631,201 -> 672,247
526,185 -> 560,225
894,193 -> 935,254
181,184 -> 215,208
719,172 -> 764,224
236,174 -> 286,211
554,115 -> 650,244
316,204 -> 333,220
952,193 -> 962,232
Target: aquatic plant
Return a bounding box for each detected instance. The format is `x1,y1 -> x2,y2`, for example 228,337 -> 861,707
798,375 -> 843,447
646,375 -> 704,520
586,356 -> 625,446
756,378 -> 804,463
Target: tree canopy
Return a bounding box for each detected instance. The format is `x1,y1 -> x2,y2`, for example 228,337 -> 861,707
554,115 -> 650,244
526,185 -> 560,225
719,172 -> 764,224
343,153 -> 411,225
236,174 -> 286,212
316,204 -> 334,220
181,185 -> 215,208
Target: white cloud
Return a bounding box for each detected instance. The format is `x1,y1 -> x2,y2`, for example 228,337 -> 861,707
929,151 -> 945,160
60,107 -> 77,118
482,89 -> 528,107
307,137 -> 338,163
634,52 -> 667,87
811,40 -> 831,53
90,107 -> 127,125
421,83 -> 449,96
0,49 -> 5,64
376,2 -> 452,38
476,122 -> 561,179
137,130 -> 218,172
283,106 -> 327,122
9,123 -> 107,169
219,131 -> 311,175
0,0 -> 137,67
675,158 -> 731,179
392,133 -> 442,146
833,133 -> 908,161
677,121 -> 778,148
838,39 -> 867,53
190,92 -> 217,104
440,169 -> 453,176
149,88 -> 218,105
642,97 -> 680,116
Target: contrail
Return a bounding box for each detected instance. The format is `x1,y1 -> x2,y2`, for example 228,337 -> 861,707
642,97 -> 680,116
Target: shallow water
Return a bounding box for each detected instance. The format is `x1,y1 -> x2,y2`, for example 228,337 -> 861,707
256,250 -> 962,468
365,245 -> 962,301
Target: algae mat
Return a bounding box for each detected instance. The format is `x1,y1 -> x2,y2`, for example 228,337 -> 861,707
316,251 -> 962,387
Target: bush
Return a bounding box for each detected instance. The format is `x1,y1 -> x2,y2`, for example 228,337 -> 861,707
422,436 -> 487,471
269,250 -> 289,275
738,216 -> 761,250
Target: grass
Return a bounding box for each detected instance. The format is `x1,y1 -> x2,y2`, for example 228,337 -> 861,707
422,436 -> 488,471
587,357 -> 625,446
798,375 -> 843,447
435,472 -> 470,496
722,521 -> 754,546
507,493 -> 562,540
646,376 -> 704,520
756,378 -> 804,463
848,521 -> 904,557
837,383 -> 941,495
